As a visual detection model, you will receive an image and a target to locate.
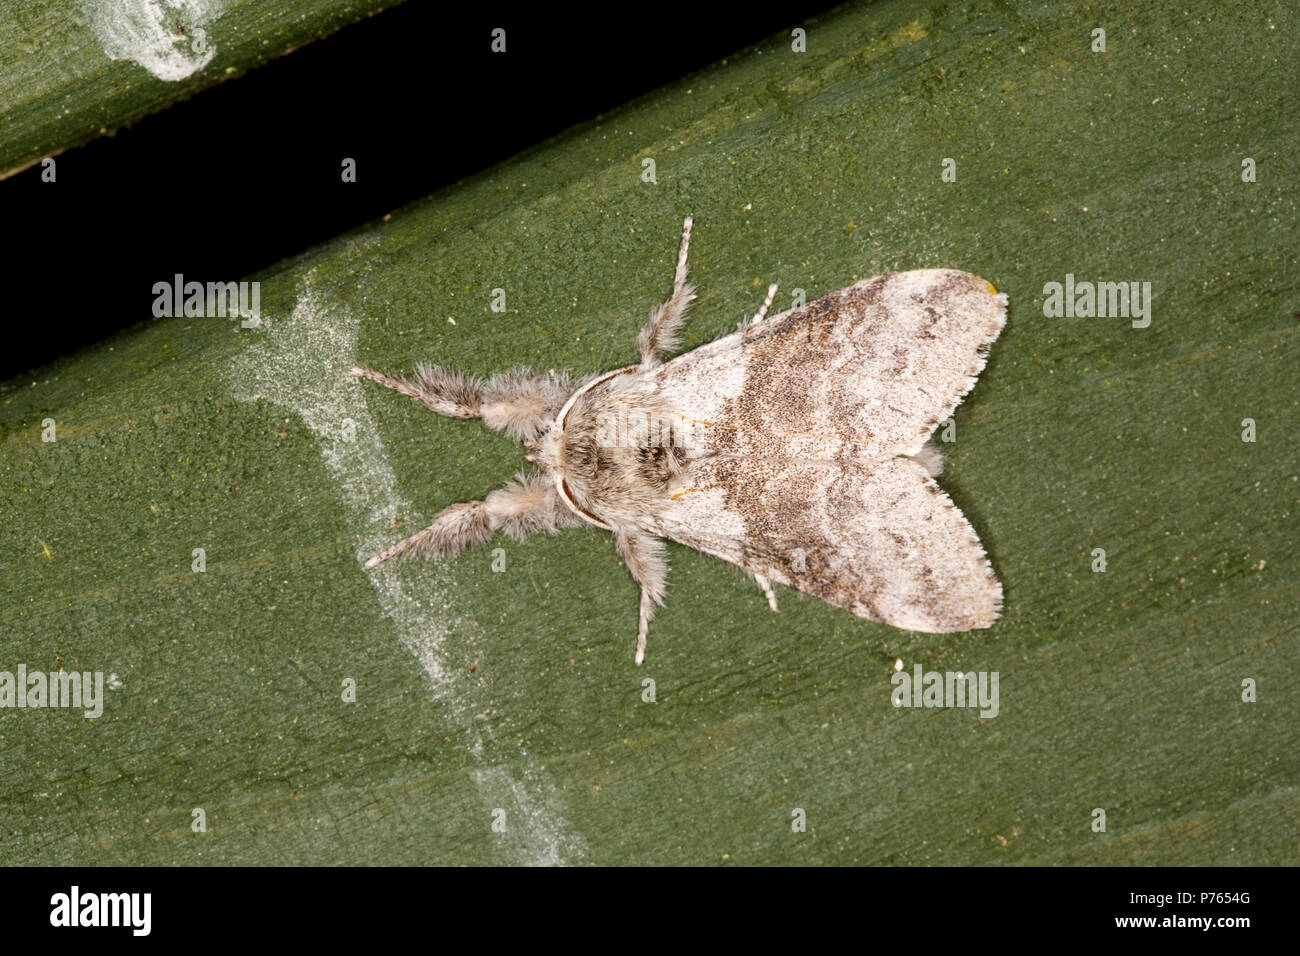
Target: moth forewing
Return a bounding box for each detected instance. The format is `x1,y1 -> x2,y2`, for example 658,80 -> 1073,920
355,217 -> 1005,662
636,266 -> 1007,634
645,269 -> 1007,465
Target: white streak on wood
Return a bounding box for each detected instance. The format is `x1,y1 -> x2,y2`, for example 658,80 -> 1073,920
224,276 -> 584,865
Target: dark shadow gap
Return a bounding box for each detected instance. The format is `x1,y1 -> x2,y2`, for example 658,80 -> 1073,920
2,3 -> 842,380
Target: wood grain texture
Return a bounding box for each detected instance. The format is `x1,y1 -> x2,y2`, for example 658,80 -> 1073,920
0,0 -> 1296,864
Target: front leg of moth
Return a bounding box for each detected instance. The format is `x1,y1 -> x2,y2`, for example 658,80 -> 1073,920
351,364 -> 572,441
364,472 -> 579,568
739,283 -> 779,332
612,526 -> 668,664
753,573 -> 780,613
637,215 -> 697,369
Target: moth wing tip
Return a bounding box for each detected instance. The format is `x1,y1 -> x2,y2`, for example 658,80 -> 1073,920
976,576 -> 1005,627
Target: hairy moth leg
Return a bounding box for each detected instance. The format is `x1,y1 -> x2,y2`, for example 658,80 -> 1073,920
753,573 -> 780,612
740,283 -> 779,332
364,472 -> 579,569
478,368 -> 575,441
351,364 -> 571,441
637,215 -> 697,368
350,363 -> 481,419
612,526 -> 668,664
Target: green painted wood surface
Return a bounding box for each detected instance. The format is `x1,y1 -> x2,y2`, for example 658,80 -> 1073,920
1,0 -> 1296,864
0,0 -> 401,179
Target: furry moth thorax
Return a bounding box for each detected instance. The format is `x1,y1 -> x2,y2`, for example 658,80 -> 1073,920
527,365 -> 692,535
354,215 -> 1006,664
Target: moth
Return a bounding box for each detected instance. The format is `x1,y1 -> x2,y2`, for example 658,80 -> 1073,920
353,217 -> 1005,663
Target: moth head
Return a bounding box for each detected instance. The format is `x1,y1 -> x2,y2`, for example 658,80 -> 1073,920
525,421 -> 597,480
524,426 -> 563,473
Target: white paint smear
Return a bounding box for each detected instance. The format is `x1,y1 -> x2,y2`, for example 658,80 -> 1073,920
224,277 -> 585,865
81,0 -> 224,81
